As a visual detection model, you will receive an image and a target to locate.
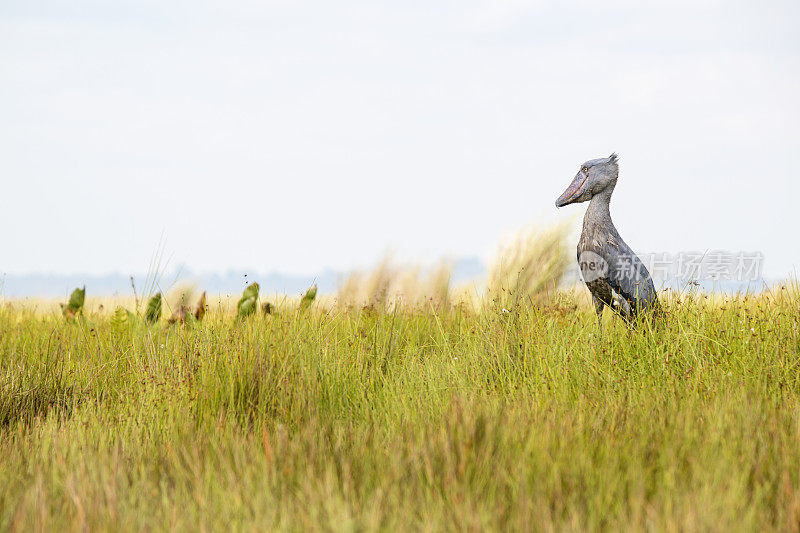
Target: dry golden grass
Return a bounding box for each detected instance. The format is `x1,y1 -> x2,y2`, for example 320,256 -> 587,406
486,222 -> 571,310
336,256 -> 453,311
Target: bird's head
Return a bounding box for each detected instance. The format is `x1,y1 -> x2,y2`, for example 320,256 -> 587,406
555,153 -> 619,208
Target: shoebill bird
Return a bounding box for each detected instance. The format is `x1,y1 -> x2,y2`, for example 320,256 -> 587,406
555,153 -> 660,325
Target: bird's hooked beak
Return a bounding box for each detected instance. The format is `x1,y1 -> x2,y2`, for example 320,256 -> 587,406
555,171 -> 589,207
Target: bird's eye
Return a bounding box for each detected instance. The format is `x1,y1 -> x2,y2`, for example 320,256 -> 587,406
582,167 -> 588,173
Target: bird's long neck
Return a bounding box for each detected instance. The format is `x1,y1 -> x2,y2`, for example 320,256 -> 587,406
582,189 -> 615,234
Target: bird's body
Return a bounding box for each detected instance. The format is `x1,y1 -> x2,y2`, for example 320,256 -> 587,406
556,154 -> 660,324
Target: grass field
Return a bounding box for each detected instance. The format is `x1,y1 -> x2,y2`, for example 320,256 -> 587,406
2,285 -> 800,531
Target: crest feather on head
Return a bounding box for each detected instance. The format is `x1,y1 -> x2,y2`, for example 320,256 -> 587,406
608,152 -> 618,164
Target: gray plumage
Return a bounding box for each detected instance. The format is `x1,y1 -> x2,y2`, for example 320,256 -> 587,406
556,153 -> 660,324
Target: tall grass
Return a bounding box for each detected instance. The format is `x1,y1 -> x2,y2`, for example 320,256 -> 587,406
336,223 -> 570,313
336,257 -> 453,311
487,222 -> 570,311
1,283 -> 799,530
1,228 -> 797,530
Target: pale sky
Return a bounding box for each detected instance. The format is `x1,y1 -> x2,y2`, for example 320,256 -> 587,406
1,0 -> 798,278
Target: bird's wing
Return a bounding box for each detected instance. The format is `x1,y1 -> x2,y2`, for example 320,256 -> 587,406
605,247 -> 659,315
